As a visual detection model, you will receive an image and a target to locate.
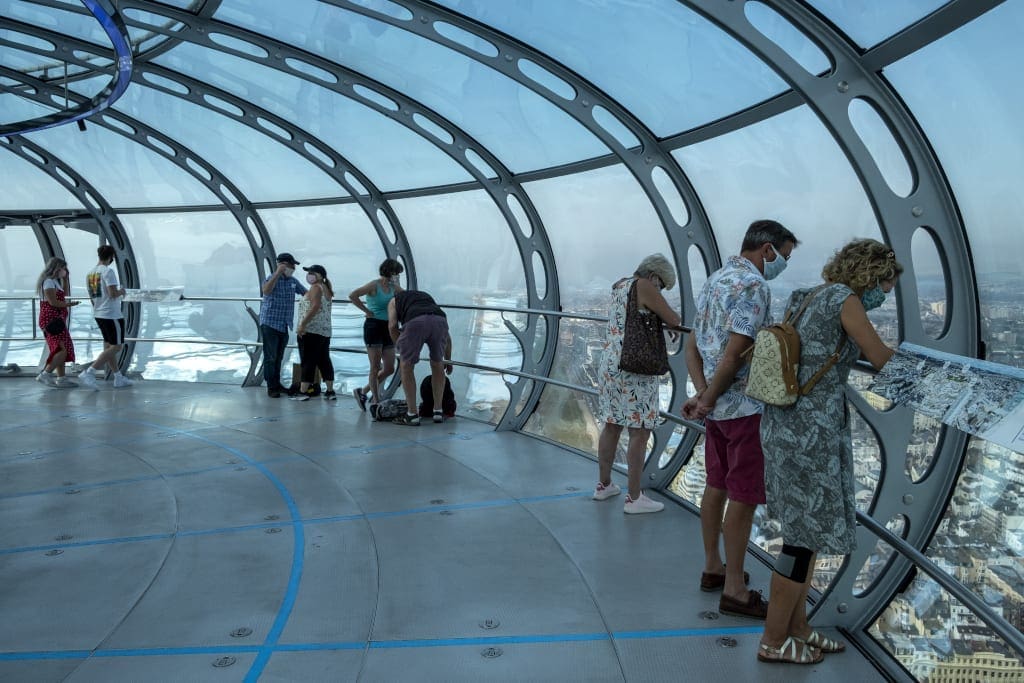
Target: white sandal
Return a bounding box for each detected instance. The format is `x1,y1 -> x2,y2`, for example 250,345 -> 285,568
797,630 -> 846,653
757,636 -> 823,664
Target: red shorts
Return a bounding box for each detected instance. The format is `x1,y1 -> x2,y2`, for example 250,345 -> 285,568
704,413 -> 766,505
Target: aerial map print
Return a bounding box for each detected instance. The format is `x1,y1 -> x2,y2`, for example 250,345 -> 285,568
869,342 -> 1024,454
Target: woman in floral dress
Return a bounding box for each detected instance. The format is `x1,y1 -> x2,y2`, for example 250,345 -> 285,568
593,253 -> 682,514
35,257 -> 81,388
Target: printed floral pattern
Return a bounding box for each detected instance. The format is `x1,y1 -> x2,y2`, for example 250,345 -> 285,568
597,278 -> 660,429
693,256 -> 771,420
761,284 -> 861,554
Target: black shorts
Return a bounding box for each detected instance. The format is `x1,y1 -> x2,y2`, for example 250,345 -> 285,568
363,318 -> 393,348
96,318 -> 125,346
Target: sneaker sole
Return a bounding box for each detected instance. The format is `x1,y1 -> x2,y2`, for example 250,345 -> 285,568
623,505 -> 664,514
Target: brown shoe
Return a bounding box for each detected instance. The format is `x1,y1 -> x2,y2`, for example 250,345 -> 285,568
700,566 -> 751,592
719,589 -> 768,619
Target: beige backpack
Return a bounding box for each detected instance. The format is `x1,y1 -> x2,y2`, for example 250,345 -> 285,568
744,285 -> 845,407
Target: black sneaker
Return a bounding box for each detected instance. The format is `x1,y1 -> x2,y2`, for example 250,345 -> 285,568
432,410 -> 444,424
369,404 -> 379,420
392,412 -> 420,426
352,388 -> 367,411
268,389 -> 282,398
324,390 -> 337,401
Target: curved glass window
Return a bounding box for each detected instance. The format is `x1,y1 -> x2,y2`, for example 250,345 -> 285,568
121,211 -> 257,383
6,0 -> 114,47
519,152 -> 677,464
0,85 -> 45,127
1,4 -> 112,81
911,226 -> 949,340
390,191 -> 526,305
0,142 -> 83,209
121,212 -> 253,298
433,0 -> 788,137
0,224 -> 43,369
260,203 -> 383,288
260,203 -> 391,389
212,0 -> 608,173
871,436 -> 1024,670
522,164 -> 672,311
22,116 -> 220,208
0,50 -> 101,105
744,2 -> 832,76
871,547 -> 1024,677
391,192 -> 527,424
672,105 -> 883,310
111,83 -> 343,203
869,21 -> 1023,658
53,223 -> 101,300
885,0 -> 1024,369
153,42 -> 472,192
805,0 -> 948,49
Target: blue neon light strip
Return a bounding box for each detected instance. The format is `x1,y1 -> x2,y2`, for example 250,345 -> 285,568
0,0 -> 133,135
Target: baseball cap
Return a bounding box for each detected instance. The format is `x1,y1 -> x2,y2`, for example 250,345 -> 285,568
276,252 -> 299,266
303,264 -> 327,278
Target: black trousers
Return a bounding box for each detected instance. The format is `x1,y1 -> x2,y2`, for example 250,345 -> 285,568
298,332 -> 334,383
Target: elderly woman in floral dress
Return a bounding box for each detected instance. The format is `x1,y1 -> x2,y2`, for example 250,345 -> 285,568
592,253 -> 682,514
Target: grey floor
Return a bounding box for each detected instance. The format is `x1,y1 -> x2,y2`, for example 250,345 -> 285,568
0,378 -> 884,682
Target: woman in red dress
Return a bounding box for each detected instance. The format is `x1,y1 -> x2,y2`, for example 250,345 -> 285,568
35,257 -> 81,387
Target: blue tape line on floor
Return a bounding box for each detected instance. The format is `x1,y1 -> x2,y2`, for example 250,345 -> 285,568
0,626 -> 765,661
0,454 -> 303,501
90,418 -> 305,683
0,492 -> 593,556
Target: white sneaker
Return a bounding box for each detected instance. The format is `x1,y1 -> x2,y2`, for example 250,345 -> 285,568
113,374 -> 133,388
79,369 -> 99,390
54,376 -> 78,389
36,371 -> 56,386
592,482 -> 621,501
624,492 -> 664,514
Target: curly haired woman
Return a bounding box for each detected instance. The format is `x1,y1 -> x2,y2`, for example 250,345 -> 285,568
758,239 -> 903,664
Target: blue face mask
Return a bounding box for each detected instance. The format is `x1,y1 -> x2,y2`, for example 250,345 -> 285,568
861,285 -> 887,311
762,244 -> 788,281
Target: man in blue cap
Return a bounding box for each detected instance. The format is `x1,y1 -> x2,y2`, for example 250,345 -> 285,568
259,252 -> 307,397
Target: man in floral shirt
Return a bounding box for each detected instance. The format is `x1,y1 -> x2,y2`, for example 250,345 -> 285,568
682,220 -> 798,619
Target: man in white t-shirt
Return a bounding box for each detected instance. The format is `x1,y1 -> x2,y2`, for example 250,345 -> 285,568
79,245 -> 132,389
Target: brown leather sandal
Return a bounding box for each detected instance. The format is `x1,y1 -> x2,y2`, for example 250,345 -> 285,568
699,565 -> 751,592
757,636 -> 823,664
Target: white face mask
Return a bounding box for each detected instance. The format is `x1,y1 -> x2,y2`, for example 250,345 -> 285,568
284,267 -> 295,278
305,273 -> 317,285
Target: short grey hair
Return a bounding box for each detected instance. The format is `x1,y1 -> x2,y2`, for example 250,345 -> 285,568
634,253 -> 677,290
